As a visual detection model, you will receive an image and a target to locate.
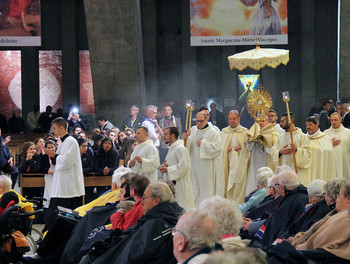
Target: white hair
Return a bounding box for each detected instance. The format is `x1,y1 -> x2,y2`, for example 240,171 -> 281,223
199,196 -> 242,235
307,179 -> 326,197
146,105 -> 158,113
0,175 -> 12,193
257,167 -> 273,175
149,182 -> 174,203
274,165 -> 292,175
256,170 -> 274,187
112,166 -> 132,187
176,209 -> 221,251
278,169 -> 300,188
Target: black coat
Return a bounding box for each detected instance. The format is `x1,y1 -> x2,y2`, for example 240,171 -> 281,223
94,149 -> 119,176
60,203 -> 120,264
209,110 -> 227,130
287,199 -> 330,236
81,148 -> 94,175
0,137 -> 12,169
259,185 -> 308,246
8,116 -> 26,133
18,154 -> 41,173
93,202 -> 180,264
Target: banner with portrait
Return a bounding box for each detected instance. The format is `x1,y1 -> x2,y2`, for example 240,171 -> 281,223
0,0 -> 41,46
190,0 -> 288,46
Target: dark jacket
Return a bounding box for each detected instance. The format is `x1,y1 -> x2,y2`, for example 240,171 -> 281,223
18,154 -> 41,173
121,115 -> 143,132
40,154 -> 51,174
94,149 -> 119,176
93,202 -> 179,264
81,148 -> 94,175
287,199 -> 330,236
68,119 -> 87,133
209,110 -> 227,130
8,116 -> 26,133
0,137 -> 13,168
259,185 -> 308,246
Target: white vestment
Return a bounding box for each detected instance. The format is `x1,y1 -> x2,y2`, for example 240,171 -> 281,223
51,136 -> 85,198
307,130 -> 336,184
221,125 -> 249,203
271,128 -> 311,185
186,125 -> 223,207
163,139 -> 194,211
142,119 -> 160,147
274,123 -> 285,135
128,139 -> 160,182
245,123 -> 279,195
324,125 -> 350,180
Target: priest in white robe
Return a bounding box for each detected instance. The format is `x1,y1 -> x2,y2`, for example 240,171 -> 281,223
271,113 -> 311,185
45,117 -> 85,231
160,127 -> 194,211
245,116 -> 279,195
128,126 -> 160,182
221,110 -> 249,203
183,111 -> 223,207
324,112 -> 350,180
306,116 -> 336,184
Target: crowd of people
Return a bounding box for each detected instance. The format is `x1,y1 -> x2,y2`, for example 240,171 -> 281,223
0,98 -> 349,263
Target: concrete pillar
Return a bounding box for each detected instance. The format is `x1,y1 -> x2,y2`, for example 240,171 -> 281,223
61,0 -> 80,111
84,0 -> 144,127
21,47 -> 39,124
340,0 -> 350,100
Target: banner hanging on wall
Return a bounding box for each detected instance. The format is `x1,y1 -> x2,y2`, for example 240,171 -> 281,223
0,0 -> 41,46
190,0 -> 288,46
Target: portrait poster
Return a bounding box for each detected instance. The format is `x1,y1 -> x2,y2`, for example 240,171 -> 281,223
190,0 -> 288,46
0,0 -> 41,46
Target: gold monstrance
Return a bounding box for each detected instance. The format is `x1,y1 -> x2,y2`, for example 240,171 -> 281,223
246,86 -> 272,120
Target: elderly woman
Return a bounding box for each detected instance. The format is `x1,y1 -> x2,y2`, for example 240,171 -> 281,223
287,179 -> 330,237
324,178 -> 348,211
239,168 -> 274,213
199,195 -> 245,252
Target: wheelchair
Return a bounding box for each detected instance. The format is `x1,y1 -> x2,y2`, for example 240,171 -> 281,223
0,203 -> 43,263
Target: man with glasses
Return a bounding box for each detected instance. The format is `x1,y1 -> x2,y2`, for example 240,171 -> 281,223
221,110 -> 248,202
172,210 -> 220,264
268,110 -> 284,135
257,169 -> 308,246
183,111 -> 223,207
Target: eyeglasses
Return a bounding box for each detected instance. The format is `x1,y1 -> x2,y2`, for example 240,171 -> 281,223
267,115 -> 276,118
142,196 -> 152,200
172,228 -> 186,237
196,119 -> 206,123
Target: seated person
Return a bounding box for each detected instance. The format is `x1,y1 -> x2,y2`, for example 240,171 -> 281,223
239,169 -> 274,213
81,182 -> 180,264
118,137 -> 136,167
324,177 -> 348,211
199,195 -> 245,252
240,176 -> 282,239
18,141 -> 42,198
253,169 -> 308,246
94,138 -> 119,176
78,138 -> 94,175
0,175 -> 33,216
291,183 -> 350,261
110,175 -> 149,231
287,179 -> 330,237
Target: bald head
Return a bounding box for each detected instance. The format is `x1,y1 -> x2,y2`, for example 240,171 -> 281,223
330,112 -> 342,129
196,112 -> 208,129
